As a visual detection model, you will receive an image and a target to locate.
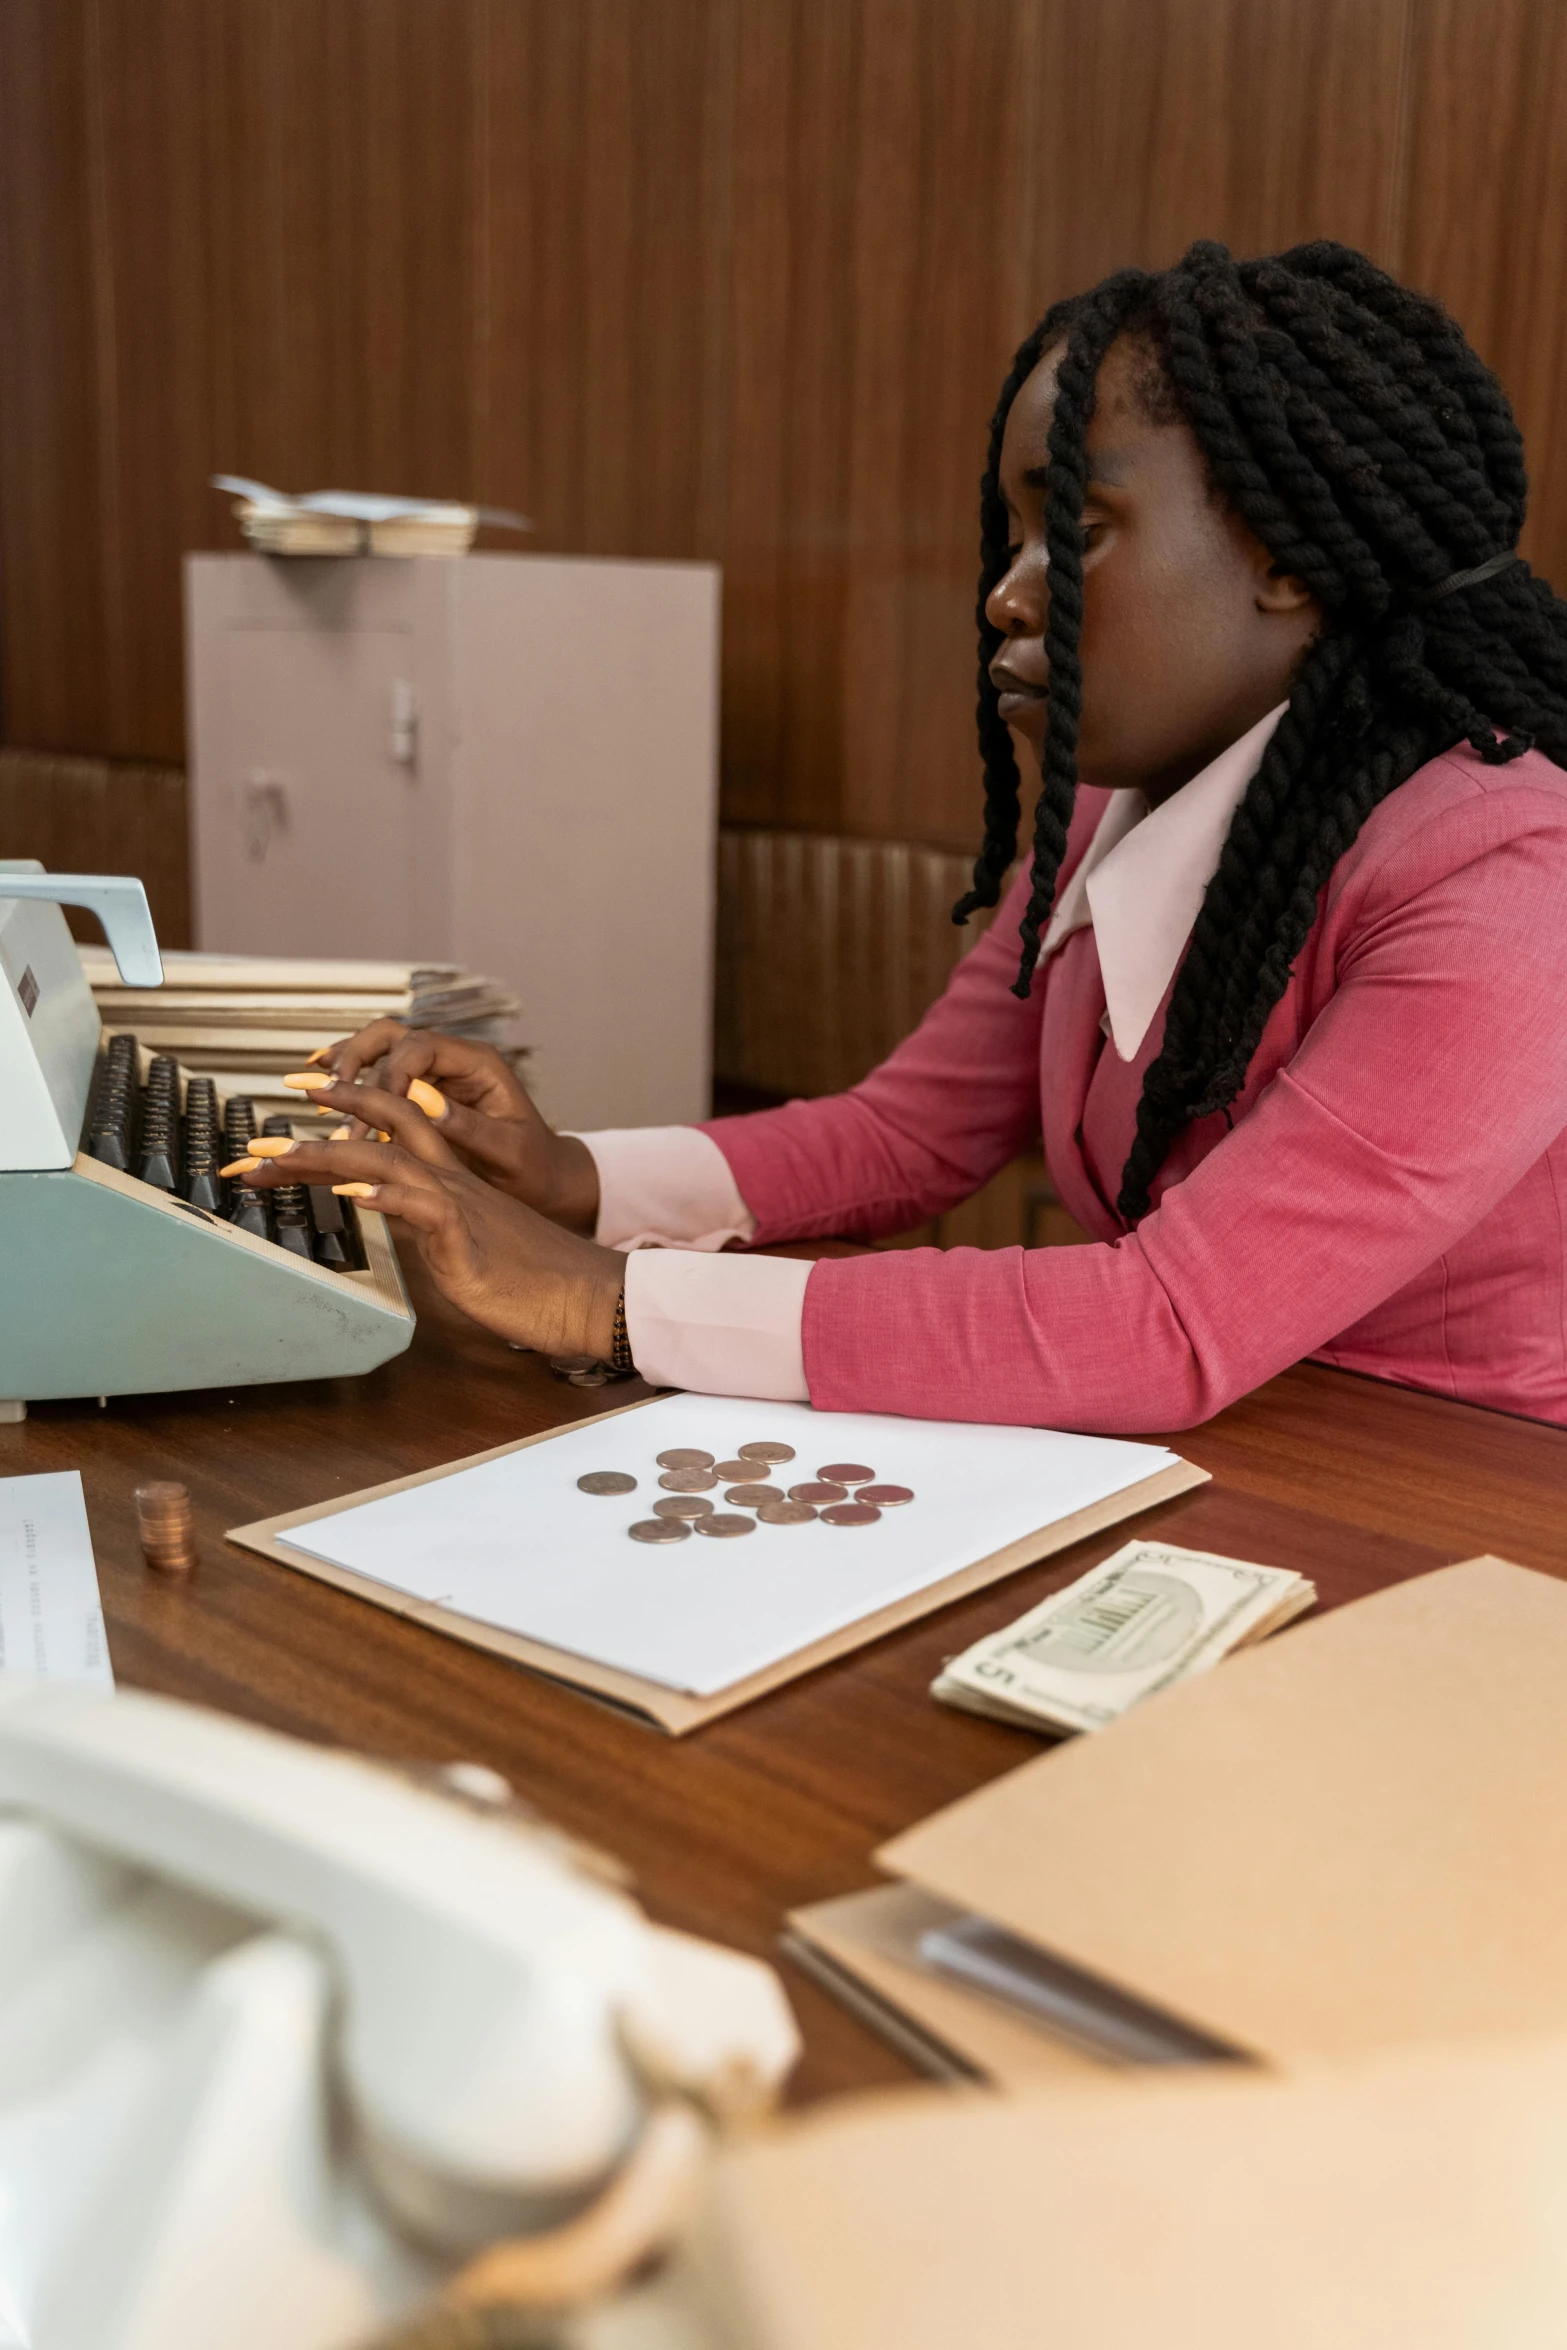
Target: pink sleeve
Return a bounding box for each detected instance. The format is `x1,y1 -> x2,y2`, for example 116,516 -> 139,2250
696,860 -> 1053,1241
623,1247 -> 811,1399
577,1125 -> 756,1251
798,784 -> 1567,1431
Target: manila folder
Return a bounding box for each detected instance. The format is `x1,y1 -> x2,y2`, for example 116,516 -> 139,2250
696,2034 -> 1567,2350
879,1555 -> 1567,2064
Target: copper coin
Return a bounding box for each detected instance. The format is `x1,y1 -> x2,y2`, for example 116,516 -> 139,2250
739,1441 -> 796,1465
658,1448 -> 715,1470
725,1483 -> 783,1508
628,1517 -> 691,1544
693,1512 -> 755,1539
711,1459 -> 759,1482
790,1480 -> 848,1505
757,1501 -> 817,1525
821,1502 -> 882,1527
858,1483 -> 914,1507
659,1467 -> 719,1493
654,1494 -> 715,1520
577,1470 -> 637,1496
818,1462 -> 875,1485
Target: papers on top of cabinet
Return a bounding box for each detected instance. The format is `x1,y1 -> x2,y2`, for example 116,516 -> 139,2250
0,1473 -> 113,1693
275,1395 -> 1187,1698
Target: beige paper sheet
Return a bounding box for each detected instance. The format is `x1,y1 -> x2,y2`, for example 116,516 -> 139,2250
881,1554 -> 1567,2062
227,1397 -> 1206,1735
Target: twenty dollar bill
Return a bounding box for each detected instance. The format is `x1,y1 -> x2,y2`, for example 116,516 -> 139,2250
932,1539 -> 1316,1736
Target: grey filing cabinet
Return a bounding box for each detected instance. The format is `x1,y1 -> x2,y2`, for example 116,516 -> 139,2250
186,552 -> 720,1131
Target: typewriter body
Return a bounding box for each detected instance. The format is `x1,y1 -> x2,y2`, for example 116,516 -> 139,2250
0,863 -> 413,1413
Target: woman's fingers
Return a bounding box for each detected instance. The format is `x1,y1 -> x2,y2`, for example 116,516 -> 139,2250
291,1079 -> 463,1168
377,1032 -> 532,1121
321,1019 -> 412,1085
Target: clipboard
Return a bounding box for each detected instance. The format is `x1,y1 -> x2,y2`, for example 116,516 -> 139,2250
227,1394 -> 1207,1734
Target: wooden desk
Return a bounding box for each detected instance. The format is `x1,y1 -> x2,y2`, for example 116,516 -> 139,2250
6,1252 -> 1566,2105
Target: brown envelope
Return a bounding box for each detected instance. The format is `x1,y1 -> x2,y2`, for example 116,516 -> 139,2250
692,2033 -> 1567,2350
879,1555 -> 1567,2062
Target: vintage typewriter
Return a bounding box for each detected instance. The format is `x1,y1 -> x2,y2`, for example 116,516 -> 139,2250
0,862 -> 412,1418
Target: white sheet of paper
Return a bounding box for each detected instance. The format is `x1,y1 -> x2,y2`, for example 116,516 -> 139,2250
281,1397 -> 1179,1696
0,1472 -> 114,1692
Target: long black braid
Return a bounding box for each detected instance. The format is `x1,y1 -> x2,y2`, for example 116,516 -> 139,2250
956,240 -> 1567,1221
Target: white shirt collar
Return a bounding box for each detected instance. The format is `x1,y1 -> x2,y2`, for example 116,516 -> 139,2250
1037,702 -> 1287,1060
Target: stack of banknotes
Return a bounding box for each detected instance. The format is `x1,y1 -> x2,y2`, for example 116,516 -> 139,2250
932,1538 -> 1316,1736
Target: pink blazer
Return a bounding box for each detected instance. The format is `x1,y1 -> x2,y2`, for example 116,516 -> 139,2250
705,745 -> 1567,1432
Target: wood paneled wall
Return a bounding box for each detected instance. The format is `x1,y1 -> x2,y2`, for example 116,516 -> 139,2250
2,0 -> 1566,854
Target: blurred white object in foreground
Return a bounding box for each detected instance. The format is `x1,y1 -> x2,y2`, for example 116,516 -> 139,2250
0,1683 -> 797,2350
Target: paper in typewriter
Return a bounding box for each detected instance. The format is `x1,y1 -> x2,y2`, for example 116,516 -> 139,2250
0,1472 -> 113,1692
276,1396 -> 1186,1697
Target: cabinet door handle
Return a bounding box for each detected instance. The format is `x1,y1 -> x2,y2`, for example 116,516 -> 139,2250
240,770 -> 290,865
390,679 -> 419,766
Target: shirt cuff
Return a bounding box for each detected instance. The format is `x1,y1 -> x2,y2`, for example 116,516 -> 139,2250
573,1125 -> 758,1253
624,1248 -> 812,1400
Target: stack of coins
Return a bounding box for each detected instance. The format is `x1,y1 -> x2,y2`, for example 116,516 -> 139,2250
135,1480 -> 197,1574
548,1352 -> 636,1390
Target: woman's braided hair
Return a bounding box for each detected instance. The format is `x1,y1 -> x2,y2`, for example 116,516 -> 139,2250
955,239 -> 1567,1221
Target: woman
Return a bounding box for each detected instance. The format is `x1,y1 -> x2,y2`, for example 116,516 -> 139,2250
233,241 -> 1567,1432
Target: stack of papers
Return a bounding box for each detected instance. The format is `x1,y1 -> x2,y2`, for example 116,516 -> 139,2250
211,475 -> 529,558
79,947 -> 522,1110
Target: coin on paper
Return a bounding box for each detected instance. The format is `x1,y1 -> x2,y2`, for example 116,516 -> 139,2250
654,1494 -> 715,1520
658,1448 -> 715,1470
724,1484 -> 782,1508
577,1471 -> 637,1497
660,1467 -> 719,1493
757,1501 -> 817,1525
821,1502 -> 882,1527
790,1480 -> 849,1506
711,1460 -> 757,1482
694,1513 -> 756,1539
739,1441 -> 796,1465
858,1483 -> 914,1507
629,1518 -> 691,1544
818,1462 -> 875,1485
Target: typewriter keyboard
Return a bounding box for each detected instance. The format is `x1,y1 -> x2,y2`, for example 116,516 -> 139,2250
84,1033 -> 365,1269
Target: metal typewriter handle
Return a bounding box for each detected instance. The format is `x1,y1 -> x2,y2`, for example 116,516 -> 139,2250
0,870 -> 163,986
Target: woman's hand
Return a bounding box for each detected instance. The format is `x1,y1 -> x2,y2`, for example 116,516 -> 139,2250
226,1086 -> 626,1357
300,1021 -> 600,1231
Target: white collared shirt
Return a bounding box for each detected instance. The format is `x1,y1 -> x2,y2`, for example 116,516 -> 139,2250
576,704 -> 1288,1396
1038,701 -> 1286,1058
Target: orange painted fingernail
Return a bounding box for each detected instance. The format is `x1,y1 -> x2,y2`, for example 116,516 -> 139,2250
329,1124 -> 353,1141
304,1046 -> 333,1066
283,1070 -> 334,1091
332,1182 -> 378,1198
246,1136 -> 297,1157
373,1129 -> 390,1143
407,1077 -> 448,1120
219,1156 -> 261,1177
